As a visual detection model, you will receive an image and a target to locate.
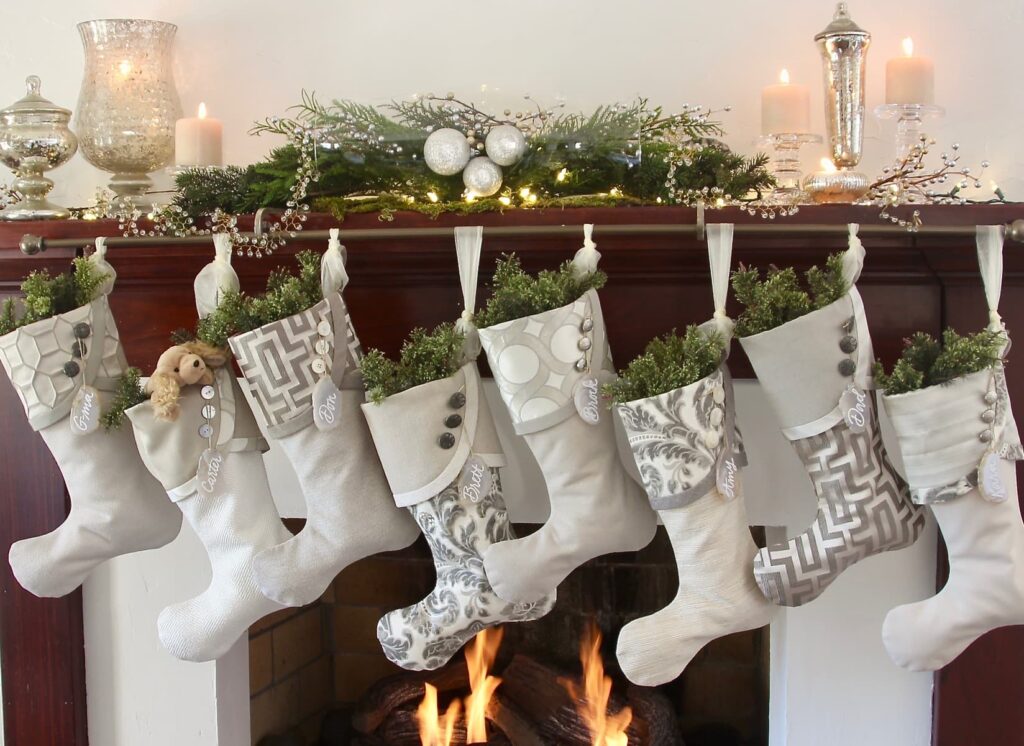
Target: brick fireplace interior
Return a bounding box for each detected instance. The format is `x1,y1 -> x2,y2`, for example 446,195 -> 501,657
249,524 -> 770,746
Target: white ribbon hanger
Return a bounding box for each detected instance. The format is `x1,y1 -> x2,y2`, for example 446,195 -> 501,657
454,226 -> 484,360
89,237 -> 117,297
571,223 -> 601,278
704,223 -> 735,343
194,233 -> 240,319
842,223 -> 866,286
977,225 -> 1006,333
320,228 -> 349,299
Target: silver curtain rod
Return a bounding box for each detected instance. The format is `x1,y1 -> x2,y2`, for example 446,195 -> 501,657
18,218 -> 1024,254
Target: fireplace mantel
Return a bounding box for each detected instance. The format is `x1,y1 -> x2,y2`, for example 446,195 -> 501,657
1,204 -> 1021,746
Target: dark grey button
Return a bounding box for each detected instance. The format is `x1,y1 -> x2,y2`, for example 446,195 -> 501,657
842,316 -> 855,333
73,322 -> 91,339
838,358 -> 856,377
449,391 -> 466,409
71,341 -> 84,358
839,335 -> 858,354
438,432 -> 456,449
63,360 -> 80,378
444,414 -> 463,428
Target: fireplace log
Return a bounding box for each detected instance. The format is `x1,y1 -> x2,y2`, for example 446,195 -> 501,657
485,692 -> 545,746
351,661 -> 470,734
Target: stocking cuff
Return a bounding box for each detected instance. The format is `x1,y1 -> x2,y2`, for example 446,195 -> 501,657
361,363 -> 505,507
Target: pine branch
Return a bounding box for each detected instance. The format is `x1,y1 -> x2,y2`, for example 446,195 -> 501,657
360,323 -> 465,403
605,326 -> 725,403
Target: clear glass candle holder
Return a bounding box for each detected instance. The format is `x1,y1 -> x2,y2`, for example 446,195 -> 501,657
74,19 -> 182,206
874,103 -> 945,161
756,133 -> 822,204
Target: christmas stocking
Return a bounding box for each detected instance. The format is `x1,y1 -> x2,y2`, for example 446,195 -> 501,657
738,225 -> 926,606
0,242 -> 181,598
881,226 -> 1024,671
478,226 -> 658,604
231,230 -> 419,608
364,228 -> 554,671
614,224 -> 774,686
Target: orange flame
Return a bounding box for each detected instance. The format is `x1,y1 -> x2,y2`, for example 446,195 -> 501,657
564,622 -> 632,746
417,683 -> 461,746
464,627 -> 504,743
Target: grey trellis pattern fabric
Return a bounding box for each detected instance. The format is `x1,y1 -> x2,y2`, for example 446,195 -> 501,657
0,297 -> 126,429
229,293 -> 361,431
615,369 -> 727,508
376,470 -> 554,671
753,411 -> 927,606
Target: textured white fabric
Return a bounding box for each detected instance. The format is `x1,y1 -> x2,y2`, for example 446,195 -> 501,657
454,226 -> 483,360
157,449 -> 291,661
570,223 -> 601,278
194,234 -> 239,318
883,459 -> 1024,671
977,225 -> 1005,332
321,228 -> 349,298
842,223 -> 865,285
705,223 -> 736,343
616,489 -> 774,685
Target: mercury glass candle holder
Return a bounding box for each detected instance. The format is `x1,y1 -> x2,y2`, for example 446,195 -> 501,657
874,103 -> 945,161
74,19 -> 182,206
756,133 -> 822,204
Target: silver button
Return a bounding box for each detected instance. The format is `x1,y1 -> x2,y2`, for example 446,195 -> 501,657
838,359 -> 856,377
577,337 -> 592,352
201,385 -> 216,400
198,423 -> 214,439
580,318 -> 594,333
985,391 -> 998,405
575,358 -> 588,372
981,410 -> 996,423
202,404 -> 217,419
980,430 -> 993,443
311,358 -> 327,375
317,320 -> 332,336
314,339 -> 330,355
839,335 -> 858,354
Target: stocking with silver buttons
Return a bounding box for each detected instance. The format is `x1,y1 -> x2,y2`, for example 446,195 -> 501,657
738,226 -> 926,607
362,363 -> 555,671
0,257 -> 182,598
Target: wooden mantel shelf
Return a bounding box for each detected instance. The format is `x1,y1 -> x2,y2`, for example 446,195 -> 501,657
1,203 -> 1022,745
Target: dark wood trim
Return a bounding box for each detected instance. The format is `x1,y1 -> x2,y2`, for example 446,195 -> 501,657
1,204 -> 1022,745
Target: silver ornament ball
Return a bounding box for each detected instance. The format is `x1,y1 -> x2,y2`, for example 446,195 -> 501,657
423,127 -> 471,175
463,157 -> 503,197
485,124 -> 528,166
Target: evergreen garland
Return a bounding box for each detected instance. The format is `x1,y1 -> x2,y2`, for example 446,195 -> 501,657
874,329 -> 1006,395
475,254 -> 607,329
0,258 -> 110,336
605,326 -> 725,404
100,367 -> 147,430
731,253 -> 848,337
360,323 -> 465,403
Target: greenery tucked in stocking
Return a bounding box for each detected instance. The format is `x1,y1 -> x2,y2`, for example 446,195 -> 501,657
0,258 -> 110,336
874,329 -> 1006,395
475,254 -> 607,328
605,326 -> 725,403
360,323 -> 465,403
731,253 -> 848,337
100,368 -> 147,431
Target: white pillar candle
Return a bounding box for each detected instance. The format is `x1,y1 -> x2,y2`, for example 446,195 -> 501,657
175,103 -> 223,167
761,69 -> 810,135
885,38 -> 935,105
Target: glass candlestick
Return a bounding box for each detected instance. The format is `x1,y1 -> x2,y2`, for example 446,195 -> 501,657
874,103 -> 945,160
756,133 -> 822,203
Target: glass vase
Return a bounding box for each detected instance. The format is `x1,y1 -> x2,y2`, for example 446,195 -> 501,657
74,19 -> 181,205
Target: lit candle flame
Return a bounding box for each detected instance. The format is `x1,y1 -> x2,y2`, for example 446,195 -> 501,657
117,60 -> 133,77
902,37 -> 914,57
198,102 -> 208,119
820,158 -> 837,173
779,68 -> 790,85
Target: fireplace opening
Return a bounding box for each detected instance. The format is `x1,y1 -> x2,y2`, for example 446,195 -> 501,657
249,525 -> 770,746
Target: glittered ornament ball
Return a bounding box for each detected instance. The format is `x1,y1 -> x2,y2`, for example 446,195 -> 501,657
462,156 -> 503,197
485,124 -> 528,166
423,128 -> 472,175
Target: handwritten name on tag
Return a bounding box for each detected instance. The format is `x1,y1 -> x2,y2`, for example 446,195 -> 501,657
70,385 -> 100,435
459,455 -> 492,503
574,374 -> 602,425
198,448 -> 225,498
979,450 -> 1008,503
840,385 -> 871,434
313,376 -> 342,431
717,455 -> 741,501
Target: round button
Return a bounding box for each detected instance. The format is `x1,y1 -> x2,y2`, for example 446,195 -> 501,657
577,337 -> 593,352
838,359 -> 856,377
449,391 -> 466,409
73,322 -> 91,339
198,423 -> 214,439
984,391 -> 998,405
317,320 -> 332,337
202,404 -> 217,419
839,335 -> 858,354
710,408 -> 724,427
575,358 -> 588,372
445,414 -> 463,428
62,360 -> 80,378
71,341 -> 84,358
580,318 -> 594,333
712,386 -> 725,404
979,430 -> 993,443
201,385 -> 216,400
981,409 -> 996,423
438,432 -> 456,449
311,358 -> 327,375
703,431 -> 721,449
314,339 -> 330,355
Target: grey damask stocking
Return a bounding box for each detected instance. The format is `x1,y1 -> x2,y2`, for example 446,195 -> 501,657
376,471 -> 554,671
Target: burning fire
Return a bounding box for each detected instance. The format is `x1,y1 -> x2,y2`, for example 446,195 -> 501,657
417,627 -> 504,746
565,622 -> 632,746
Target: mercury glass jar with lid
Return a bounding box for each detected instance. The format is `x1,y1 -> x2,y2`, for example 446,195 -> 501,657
74,19 -> 182,206
0,76 -> 78,220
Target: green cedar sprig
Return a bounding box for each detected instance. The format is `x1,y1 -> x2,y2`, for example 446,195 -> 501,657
100,367 -> 147,431
475,254 -> 608,329
360,323 -> 465,403
196,250 -> 323,348
605,326 -> 725,403
0,258 -> 110,336
732,252 -> 848,337
874,329 -> 1006,395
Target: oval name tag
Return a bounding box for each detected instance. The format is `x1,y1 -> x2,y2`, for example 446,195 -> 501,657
574,374 -> 602,425
716,455 -> 741,501
70,385 -> 101,435
840,385 -> 871,434
197,448 -> 226,499
312,376 -> 342,431
459,455 -> 492,503
979,450 -> 1008,503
